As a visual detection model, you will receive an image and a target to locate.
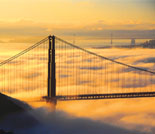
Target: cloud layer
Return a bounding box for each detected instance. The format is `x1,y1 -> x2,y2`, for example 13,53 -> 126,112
0,108 -> 144,134
0,20 -> 154,43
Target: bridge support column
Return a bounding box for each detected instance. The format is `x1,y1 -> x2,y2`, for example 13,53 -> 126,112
48,35 -> 56,99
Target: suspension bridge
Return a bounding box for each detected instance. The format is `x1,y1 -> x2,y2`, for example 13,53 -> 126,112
0,35 -> 155,102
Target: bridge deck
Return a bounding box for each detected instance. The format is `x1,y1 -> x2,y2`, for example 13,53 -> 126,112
55,92 -> 155,101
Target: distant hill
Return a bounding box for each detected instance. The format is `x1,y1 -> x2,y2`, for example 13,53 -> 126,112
124,39 -> 155,49
140,40 -> 155,48
92,39 -> 155,49
116,39 -> 155,49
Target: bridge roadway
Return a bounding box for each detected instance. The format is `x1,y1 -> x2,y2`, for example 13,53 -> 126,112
55,92 -> 155,101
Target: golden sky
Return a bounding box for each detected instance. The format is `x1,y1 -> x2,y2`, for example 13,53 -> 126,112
0,0 -> 155,42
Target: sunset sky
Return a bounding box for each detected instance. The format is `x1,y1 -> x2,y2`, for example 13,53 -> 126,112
0,0 -> 155,42
1,1 -> 155,133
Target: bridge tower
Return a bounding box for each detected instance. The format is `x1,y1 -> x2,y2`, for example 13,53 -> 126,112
131,38 -> 136,47
111,33 -> 113,47
48,35 -> 56,99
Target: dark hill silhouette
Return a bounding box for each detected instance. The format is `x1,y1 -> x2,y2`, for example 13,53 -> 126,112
0,93 -> 38,133
0,93 -> 31,119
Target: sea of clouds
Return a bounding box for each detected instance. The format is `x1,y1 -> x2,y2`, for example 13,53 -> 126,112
0,107 -> 147,134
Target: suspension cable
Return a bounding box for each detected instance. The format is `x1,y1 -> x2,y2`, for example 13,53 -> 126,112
55,36 -> 155,74
0,37 -> 48,66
